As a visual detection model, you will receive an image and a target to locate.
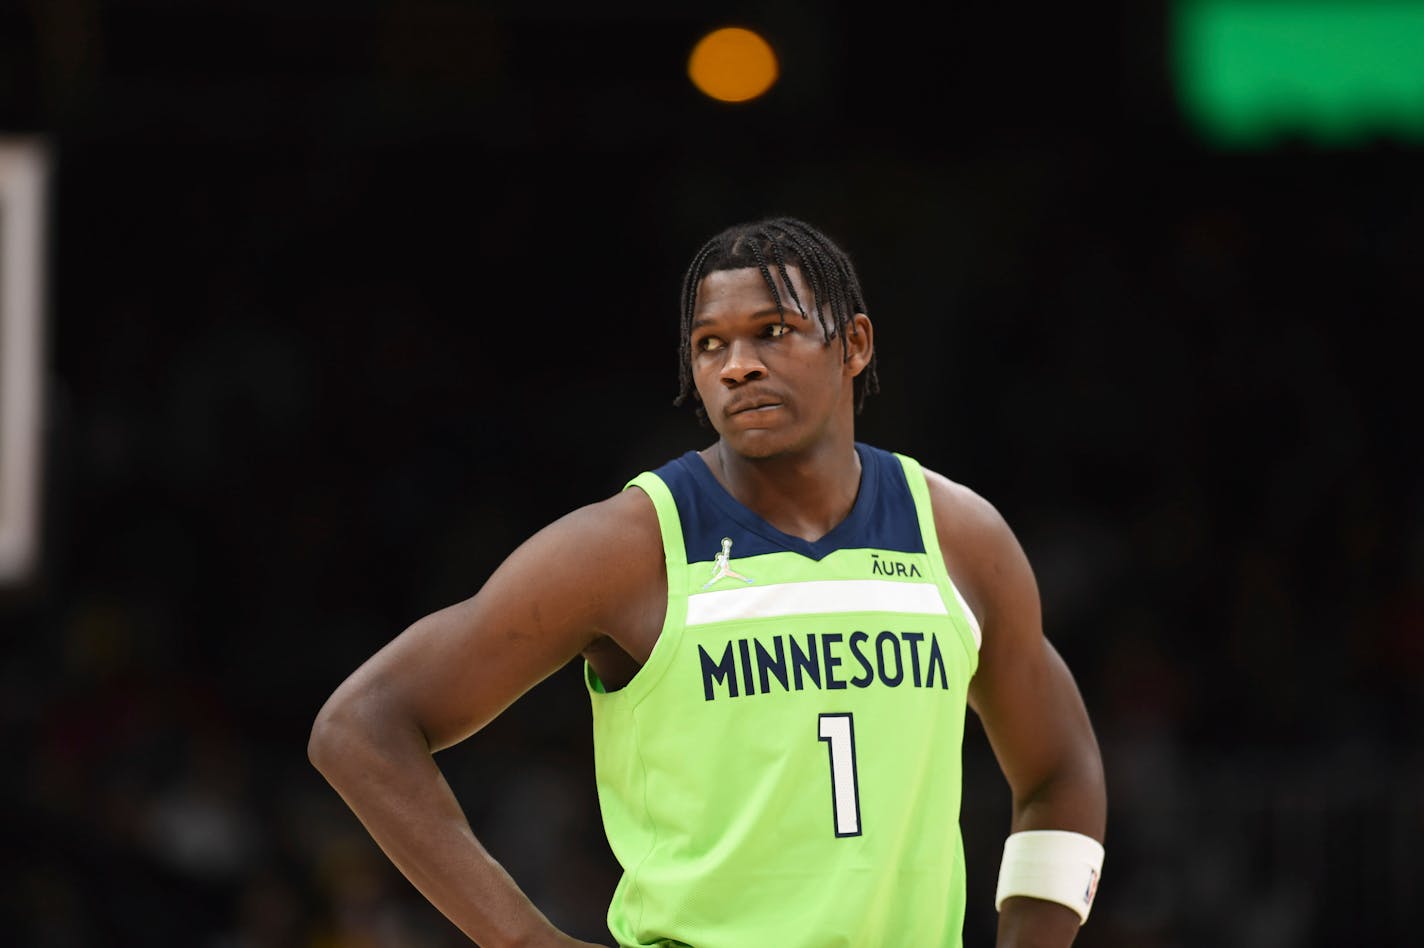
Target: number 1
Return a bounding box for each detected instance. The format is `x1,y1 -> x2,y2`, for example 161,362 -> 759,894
818,713 -> 862,837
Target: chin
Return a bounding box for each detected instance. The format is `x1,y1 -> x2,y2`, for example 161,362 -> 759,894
719,427 -> 801,460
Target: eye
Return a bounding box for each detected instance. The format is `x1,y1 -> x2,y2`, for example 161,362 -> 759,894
765,322 -> 791,338
697,336 -> 724,352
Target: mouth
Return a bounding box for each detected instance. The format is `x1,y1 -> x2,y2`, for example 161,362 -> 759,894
726,396 -> 784,416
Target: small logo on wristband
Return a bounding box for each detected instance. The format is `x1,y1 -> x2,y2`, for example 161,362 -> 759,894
1084,869 -> 1099,906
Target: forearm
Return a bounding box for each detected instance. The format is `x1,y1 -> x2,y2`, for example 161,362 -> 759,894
995,764 -> 1107,948
996,896 -> 1082,948
308,705 -> 569,948
1009,759 -> 1106,838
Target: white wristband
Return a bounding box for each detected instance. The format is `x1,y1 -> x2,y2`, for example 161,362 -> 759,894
994,830 -> 1104,925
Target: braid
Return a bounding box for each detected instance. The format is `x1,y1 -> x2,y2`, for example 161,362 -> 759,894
676,241 -> 717,403
746,240 -> 788,318
674,216 -> 880,413
762,232 -> 806,323
773,221 -> 842,352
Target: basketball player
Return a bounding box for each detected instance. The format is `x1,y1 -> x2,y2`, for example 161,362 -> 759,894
309,218 -> 1107,946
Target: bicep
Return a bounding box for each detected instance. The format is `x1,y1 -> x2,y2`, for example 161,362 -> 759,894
326,492 -> 656,752
927,473 -> 1101,803
971,630 -> 1100,804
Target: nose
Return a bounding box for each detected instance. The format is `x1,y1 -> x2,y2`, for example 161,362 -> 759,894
720,337 -> 766,387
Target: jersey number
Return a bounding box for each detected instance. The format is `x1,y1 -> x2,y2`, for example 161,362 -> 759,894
818,713 -> 862,837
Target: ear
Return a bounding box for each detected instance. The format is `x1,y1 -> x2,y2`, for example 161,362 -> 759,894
843,312 -> 874,378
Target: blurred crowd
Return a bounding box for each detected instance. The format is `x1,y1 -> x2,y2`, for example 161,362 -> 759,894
2,3 -> 1422,941
3,135 -> 1419,947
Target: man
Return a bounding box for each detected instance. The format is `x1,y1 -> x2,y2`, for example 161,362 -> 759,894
309,217 -> 1107,946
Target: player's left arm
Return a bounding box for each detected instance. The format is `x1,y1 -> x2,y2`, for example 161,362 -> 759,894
924,469 -> 1107,948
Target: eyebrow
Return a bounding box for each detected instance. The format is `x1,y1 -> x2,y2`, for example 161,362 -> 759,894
690,305 -> 792,331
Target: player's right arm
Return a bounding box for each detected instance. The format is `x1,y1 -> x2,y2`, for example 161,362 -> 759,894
307,486 -> 664,948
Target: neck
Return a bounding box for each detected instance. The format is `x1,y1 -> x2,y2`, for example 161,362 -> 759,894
703,434 -> 863,544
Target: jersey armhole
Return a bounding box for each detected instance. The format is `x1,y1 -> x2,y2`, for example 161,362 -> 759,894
583,472 -> 689,705
894,453 -> 983,667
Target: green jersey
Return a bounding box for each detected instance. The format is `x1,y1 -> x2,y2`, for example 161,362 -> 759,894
586,444 -> 982,946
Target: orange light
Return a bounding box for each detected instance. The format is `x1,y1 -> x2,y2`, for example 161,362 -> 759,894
688,27 -> 779,103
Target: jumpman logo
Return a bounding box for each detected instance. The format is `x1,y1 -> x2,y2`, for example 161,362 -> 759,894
703,537 -> 755,589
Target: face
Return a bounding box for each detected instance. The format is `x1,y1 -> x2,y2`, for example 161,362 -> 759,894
688,265 -> 872,459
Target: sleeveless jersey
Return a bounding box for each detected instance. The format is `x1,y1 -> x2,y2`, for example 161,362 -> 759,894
586,443 -> 982,947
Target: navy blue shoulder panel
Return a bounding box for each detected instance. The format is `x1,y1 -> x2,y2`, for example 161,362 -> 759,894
647,443 -> 924,563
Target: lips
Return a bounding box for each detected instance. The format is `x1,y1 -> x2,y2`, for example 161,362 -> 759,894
725,393 -> 785,416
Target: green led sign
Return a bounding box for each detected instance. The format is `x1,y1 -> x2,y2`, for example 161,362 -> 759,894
1174,0 -> 1424,148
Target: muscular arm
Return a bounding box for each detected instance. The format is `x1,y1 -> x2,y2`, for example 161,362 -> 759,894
925,470 -> 1107,948
307,488 -> 663,948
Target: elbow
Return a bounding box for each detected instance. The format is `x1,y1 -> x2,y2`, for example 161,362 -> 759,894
307,696 -> 349,779
308,688 -> 377,782
308,681 -> 426,785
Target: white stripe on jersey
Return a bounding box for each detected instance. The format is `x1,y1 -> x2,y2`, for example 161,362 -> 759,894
686,579 -> 949,627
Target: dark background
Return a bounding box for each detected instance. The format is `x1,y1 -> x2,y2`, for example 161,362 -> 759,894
2,1 -> 1421,946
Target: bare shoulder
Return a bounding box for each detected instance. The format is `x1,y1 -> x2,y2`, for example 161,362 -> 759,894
919,466 -> 1022,566
518,484 -> 667,677
509,483 -> 663,599
920,467 -> 1011,540
918,466 -> 1039,630
311,483 -> 668,753
543,482 -> 661,551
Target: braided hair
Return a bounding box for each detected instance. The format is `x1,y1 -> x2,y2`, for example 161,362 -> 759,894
674,216 -> 880,414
